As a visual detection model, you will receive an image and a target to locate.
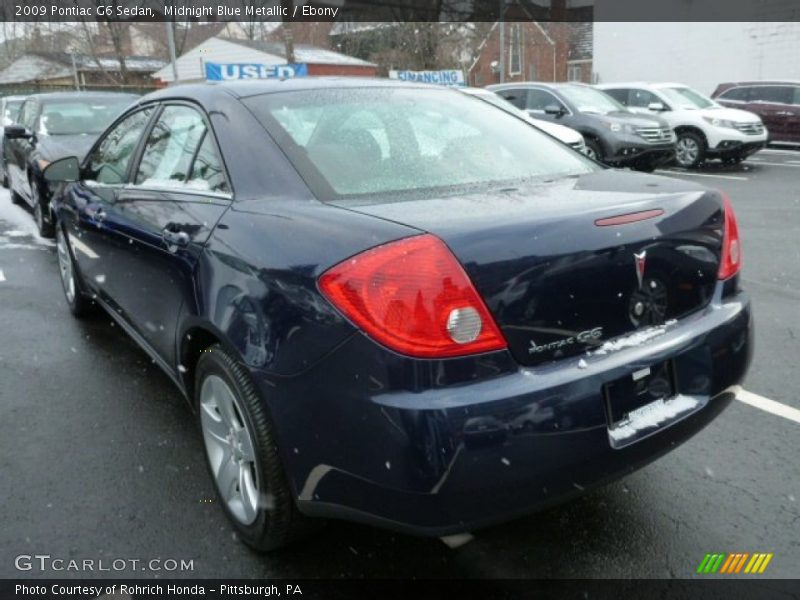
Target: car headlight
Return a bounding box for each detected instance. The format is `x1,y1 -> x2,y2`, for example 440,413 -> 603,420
603,122 -> 635,134
702,116 -> 736,129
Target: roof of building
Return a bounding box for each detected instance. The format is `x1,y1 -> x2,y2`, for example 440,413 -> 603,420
568,22 -> 593,61
219,38 -> 376,67
0,52 -> 166,85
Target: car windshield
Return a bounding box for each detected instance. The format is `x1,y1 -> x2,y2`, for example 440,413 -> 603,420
659,86 -> 717,109
557,86 -> 625,115
245,87 -> 595,200
40,98 -> 133,135
3,99 -> 22,125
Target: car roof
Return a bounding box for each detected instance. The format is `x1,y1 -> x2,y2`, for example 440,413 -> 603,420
139,77 -> 442,104
597,82 -> 688,89
716,80 -> 800,87
487,82 -> 590,91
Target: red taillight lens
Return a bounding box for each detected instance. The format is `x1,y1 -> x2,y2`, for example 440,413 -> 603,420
319,234 -> 507,358
718,194 -> 742,280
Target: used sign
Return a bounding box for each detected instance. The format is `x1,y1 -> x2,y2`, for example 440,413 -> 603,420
205,62 -> 309,81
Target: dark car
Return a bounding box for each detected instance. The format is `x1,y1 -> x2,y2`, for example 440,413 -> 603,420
46,80 -> 751,551
0,94 -> 26,187
487,82 -> 676,171
712,81 -> 800,144
4,91 -> 137,237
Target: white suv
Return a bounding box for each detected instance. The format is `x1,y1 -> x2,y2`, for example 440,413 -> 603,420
597,82 -> 767,167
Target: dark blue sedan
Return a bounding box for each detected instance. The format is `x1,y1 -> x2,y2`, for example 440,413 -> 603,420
45,79 -> 752,551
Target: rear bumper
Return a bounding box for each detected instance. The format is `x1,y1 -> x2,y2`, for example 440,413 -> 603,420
258,287 -> 752,536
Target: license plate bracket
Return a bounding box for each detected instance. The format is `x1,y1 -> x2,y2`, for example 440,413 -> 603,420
604,359 -> 676,426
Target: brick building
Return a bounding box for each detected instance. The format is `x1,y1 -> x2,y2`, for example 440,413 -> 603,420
469,21 -> 593,87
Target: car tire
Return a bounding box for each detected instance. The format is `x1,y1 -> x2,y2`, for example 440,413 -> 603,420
675,132 -> 706,168
55,225 -> 95,318
584,138 -> 604,163
196,344 -> 312,552
33,182 -> 54,238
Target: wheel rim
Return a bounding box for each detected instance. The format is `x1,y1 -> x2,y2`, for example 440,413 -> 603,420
676,137 -> 699,166
585,145 -> 598,159
56,227 -> 75,304
200,375 -> 261,525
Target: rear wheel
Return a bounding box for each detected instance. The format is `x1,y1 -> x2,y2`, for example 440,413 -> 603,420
196,345 -> 312,551
56,225 -> 94,317
32,182 -> 54,238
675,132 -> 706,168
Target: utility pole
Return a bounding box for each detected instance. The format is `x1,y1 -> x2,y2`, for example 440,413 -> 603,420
166,20 -> 179,84
498,0 -> 505,83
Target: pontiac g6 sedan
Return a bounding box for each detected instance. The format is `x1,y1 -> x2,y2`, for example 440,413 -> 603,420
46,80 -> 752,551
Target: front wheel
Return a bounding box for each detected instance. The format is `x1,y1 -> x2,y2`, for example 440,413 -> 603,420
196,345 -> 312,551
674,132 -> 706,168
56,225 -> 95,317
584,138 -> 603,163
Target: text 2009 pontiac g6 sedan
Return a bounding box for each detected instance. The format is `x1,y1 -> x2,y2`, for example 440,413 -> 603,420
45,80 -> 752,551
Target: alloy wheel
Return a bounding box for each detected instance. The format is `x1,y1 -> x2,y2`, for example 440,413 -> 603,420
676,137 -> 699,166
200,374 -> 261,525
56,227 -> 75,304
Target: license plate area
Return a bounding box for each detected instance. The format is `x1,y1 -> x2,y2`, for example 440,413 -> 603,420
604,359 -> 676,427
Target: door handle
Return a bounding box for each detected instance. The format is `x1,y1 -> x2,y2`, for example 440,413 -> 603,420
161,227 -> 190,250
86,206 -> 106,222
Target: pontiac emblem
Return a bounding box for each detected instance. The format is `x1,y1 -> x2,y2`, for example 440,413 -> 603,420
634,251 -> 647,289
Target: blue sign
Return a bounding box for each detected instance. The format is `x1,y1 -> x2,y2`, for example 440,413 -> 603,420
205,62 -> 308,81
389,69 -> 465,86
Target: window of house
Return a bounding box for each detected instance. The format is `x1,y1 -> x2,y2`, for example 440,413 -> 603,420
509,25 -> 522,76
567,64 -> 582,82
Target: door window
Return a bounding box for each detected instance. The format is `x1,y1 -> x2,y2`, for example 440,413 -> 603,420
718,87 -> 750,102
628,89 -> 661,108
85,108 -> 153,185
526,89 -> 565,112
495,89 -> 528,110
135,105 -> 228,194
18,100 -> 38,130
751,86 -> 793,105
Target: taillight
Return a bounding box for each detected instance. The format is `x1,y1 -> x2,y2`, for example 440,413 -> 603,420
718,194 -> 742,280
319,234 -> 507,358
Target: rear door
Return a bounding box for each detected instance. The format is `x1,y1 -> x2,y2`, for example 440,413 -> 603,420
104,103 -> 232,365
747,85 -> 794,141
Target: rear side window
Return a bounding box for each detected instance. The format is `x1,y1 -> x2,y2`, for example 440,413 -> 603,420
86,108 -> 153,185
751,86 -> 793,104
495,89 -> 528,110
135,105 -> 228,194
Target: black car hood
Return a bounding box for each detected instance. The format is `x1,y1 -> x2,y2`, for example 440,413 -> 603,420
37,133 -> 98,161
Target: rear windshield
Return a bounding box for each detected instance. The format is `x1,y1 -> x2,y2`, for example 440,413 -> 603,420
40,98 -> 134,135
244,87 -> 595,201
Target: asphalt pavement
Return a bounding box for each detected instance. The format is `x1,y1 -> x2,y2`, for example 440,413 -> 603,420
1,150 -> 798,579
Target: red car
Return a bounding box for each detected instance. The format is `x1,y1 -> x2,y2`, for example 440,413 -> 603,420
712,81 -> 800,144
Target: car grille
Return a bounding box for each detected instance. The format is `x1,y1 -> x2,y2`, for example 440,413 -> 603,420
734,121 -> 765,135
635,126 -> 674,143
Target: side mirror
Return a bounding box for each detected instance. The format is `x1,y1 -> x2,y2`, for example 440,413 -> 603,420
648,102 -> 667,112
43,156 -> 81,183
4,124 -> 31,139
544,104 -> 564,116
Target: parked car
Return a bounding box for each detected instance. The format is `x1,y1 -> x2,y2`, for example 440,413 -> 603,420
712,81 -> 800,145
487,82 -> 676,171
600,82 -> 768,167
4,91 -> 137,237
459,86 -> 587,154
1,94 -> 26,187
46,80 -> 751,551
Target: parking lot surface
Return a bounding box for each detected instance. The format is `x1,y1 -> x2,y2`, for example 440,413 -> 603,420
1,149 -> 798,579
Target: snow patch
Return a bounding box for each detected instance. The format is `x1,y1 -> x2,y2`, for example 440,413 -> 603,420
592,320 -> 678,355
608,394 -> 699,442
440,533 -> 474,549
0,192 -> 55,246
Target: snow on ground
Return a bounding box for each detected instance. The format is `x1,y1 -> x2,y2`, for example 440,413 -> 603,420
0,189 -> 54,248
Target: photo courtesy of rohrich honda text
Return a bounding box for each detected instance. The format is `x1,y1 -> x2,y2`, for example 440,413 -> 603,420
0,1 -> 798,599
